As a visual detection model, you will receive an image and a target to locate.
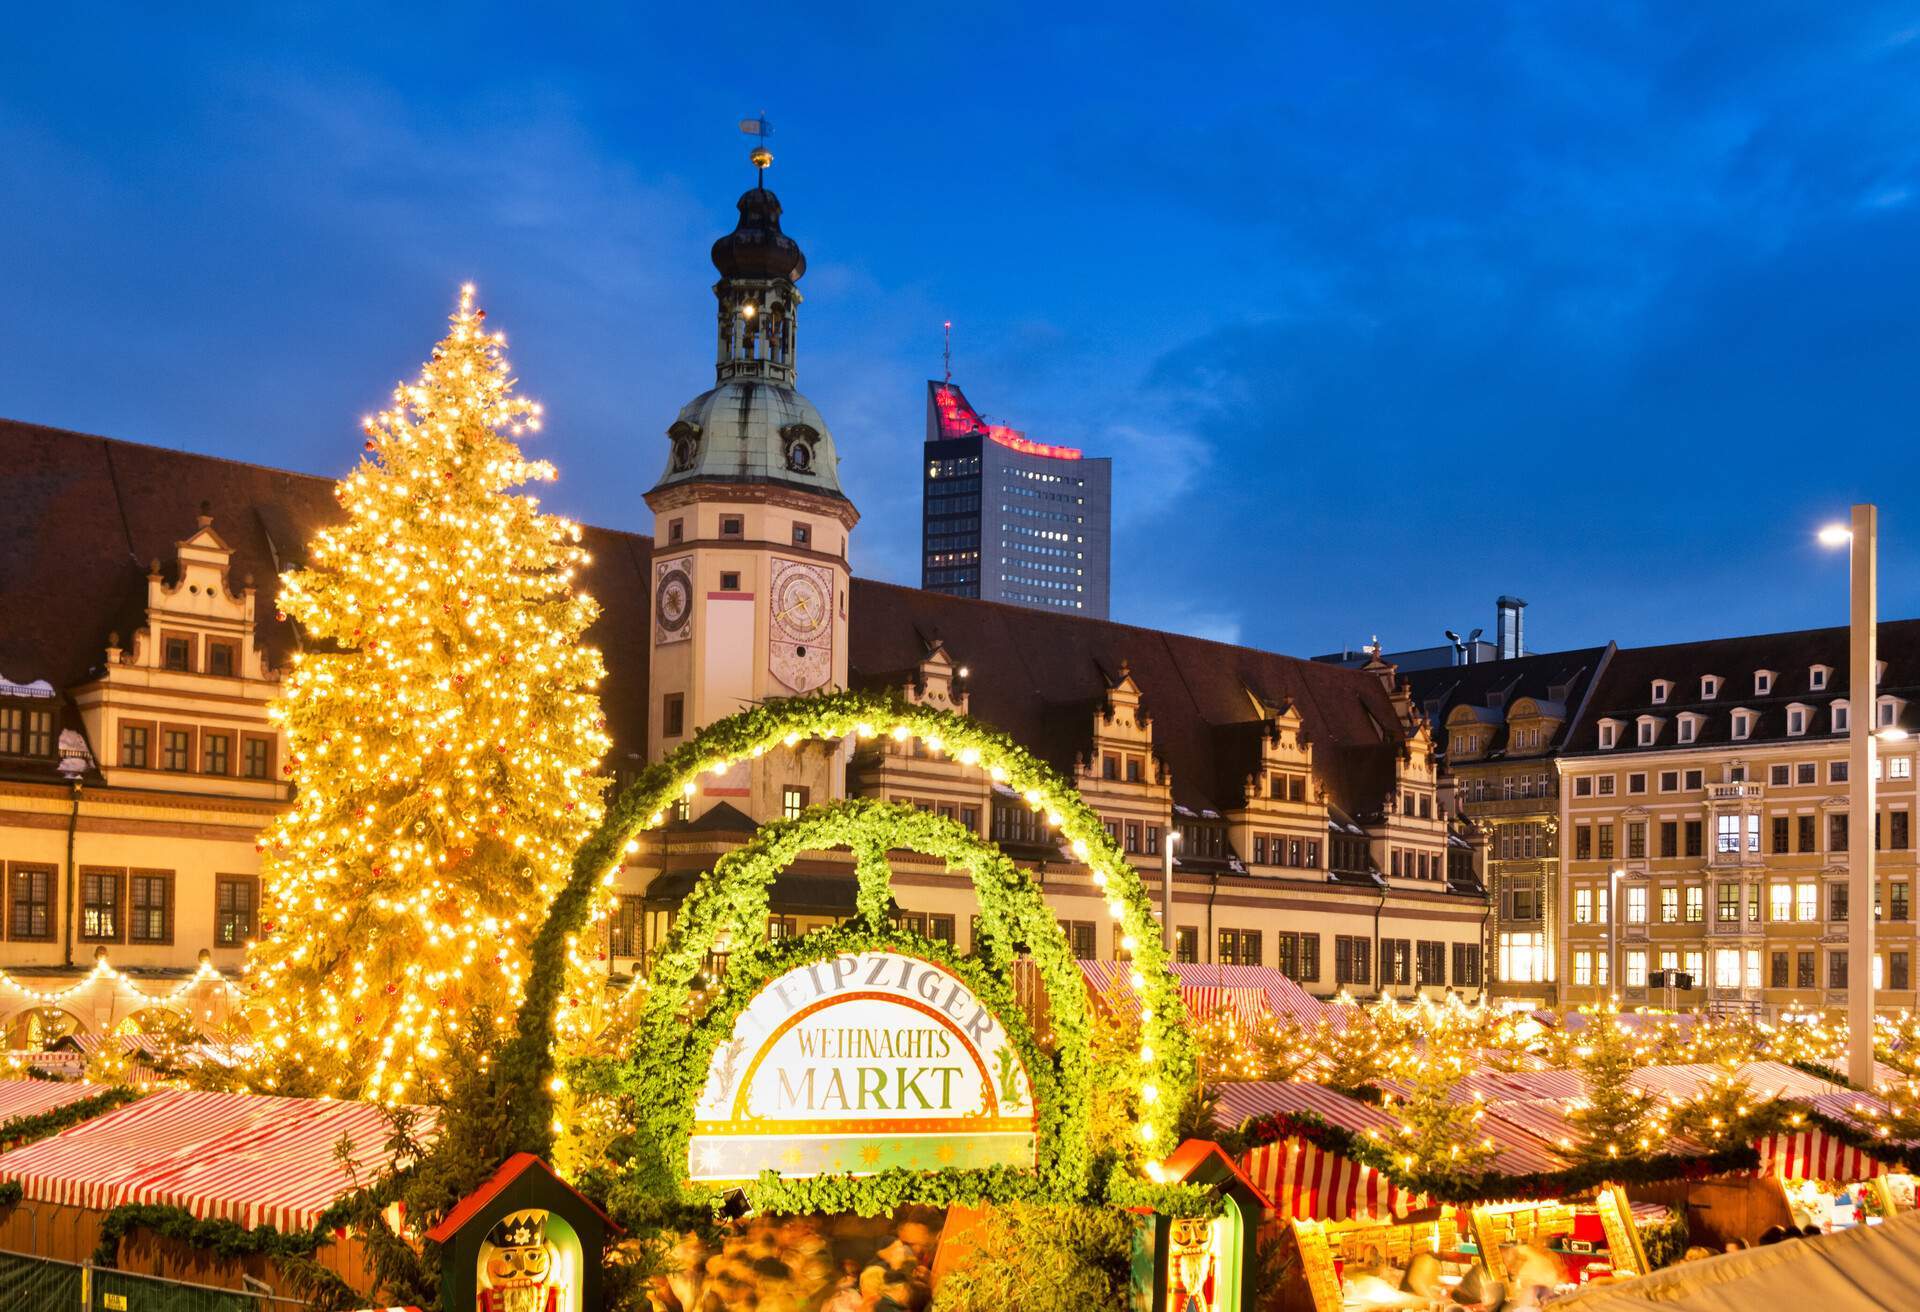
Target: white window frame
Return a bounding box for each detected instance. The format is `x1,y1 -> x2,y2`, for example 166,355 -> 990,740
1701,675 -> 1722,700
1787,704 -> 1808,736
1731,709 -> 1753,741
1598,721 -> 1619,750
1637,716 -> 1661,747
1755,670 -> 1775,696
1833,700 -> 1850,733
1811,665 -> 1830,690
1651,680 -> 1671,705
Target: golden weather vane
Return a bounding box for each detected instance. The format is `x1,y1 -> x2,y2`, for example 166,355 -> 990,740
740,112 -> 774,180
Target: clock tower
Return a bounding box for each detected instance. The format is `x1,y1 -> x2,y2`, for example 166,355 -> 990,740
644,169 -> 858,819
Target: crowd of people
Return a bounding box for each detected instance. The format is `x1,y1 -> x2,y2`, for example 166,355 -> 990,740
647,1211 -> 942,1312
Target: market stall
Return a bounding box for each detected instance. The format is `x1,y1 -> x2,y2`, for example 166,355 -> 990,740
0,1086 -> 432,1296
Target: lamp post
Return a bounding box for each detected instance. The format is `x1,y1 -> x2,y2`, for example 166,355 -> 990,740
1607,867 -> 1623,1000
1822,507 -> 1878,1088
1161,829 -> 1181,958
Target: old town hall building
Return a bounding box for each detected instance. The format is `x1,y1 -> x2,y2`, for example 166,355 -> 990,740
0,178 -> 1488,1039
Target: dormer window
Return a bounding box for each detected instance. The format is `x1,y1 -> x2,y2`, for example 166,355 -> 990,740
1755,670 -> 1776,696
1833,700 -> 1850,732
1731,709 -> 1754,741
1677,714 -> 1700,744
1651,680 -> 1672,705
1880,696 -> 1904,729
0,702 -> 56,758
1810,665 -> 1831,691
1787,704 -> 1809,736
1701,675 -> 1722,700
1636,716 -> 1662,747
1598,720 -> 1620,750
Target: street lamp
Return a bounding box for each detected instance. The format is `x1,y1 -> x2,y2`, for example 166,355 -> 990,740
1820,506 -> 1877,1088
1607,867 -> 1623,1000
1161,829 -> 1181,957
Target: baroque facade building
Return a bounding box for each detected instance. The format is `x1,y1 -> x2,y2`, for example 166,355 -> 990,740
1554,627 -> 1919,1017
0,178 -> 1491,1041
1405,647 -> 1611,1006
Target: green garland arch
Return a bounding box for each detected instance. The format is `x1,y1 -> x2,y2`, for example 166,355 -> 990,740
618,799 -> 1085,1215
503,689 -> 1195,1189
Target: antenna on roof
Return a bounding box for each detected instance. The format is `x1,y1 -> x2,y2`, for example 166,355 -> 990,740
943,320 -> 953,384
740,112 -> 774,184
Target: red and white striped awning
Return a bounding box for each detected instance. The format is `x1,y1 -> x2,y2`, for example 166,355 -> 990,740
1754,1128 -> 1884,1184
1212,1080 -> 1399,1137
0,1088 -> 435,1231
1075,961 -> 1329,1027
1244,1138 -> 1429,1222
0,1078 -> 108,1128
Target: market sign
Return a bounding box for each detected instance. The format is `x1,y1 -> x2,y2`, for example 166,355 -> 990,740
687,950 -> 1036,1181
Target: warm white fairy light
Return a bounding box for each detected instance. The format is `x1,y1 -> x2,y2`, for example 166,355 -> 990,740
245,285 -> 610,1103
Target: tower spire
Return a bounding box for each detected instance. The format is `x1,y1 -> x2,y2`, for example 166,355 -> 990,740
943,320 -> 952,384
740,112 -> 774,185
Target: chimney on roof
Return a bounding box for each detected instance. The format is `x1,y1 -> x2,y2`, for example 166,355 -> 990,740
1496,596 -> 1527,661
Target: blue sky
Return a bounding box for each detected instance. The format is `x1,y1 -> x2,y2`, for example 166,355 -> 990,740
5,4 -> 1919,655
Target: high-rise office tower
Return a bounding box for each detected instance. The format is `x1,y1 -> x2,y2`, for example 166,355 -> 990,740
920,380 -> 1112,617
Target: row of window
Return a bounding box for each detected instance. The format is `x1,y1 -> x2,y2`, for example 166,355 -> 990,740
155,632 -> 242,677
1251,834 -> 1322,869
1572,811 -> 1910,860
1465,774 -> 1553,802
1389,848 -> 1444,880
1493,823 -> 1552,861
1651,669 -> 1832,704
1575,757 -> 1911,797
997,591 -> 1086,610
4,864 -> 255,946
1173,927 -> 1481,988
118,720 -> 275,779
1573,945 -> 1913,992
1571,878 -> 1913,925
1599,696 -> 1904,747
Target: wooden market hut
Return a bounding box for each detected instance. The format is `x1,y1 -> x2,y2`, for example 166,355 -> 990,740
0,1083 -> 430,1297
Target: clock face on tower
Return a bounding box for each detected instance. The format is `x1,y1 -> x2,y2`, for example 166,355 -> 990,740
654,555 -> 693,645
768,557 -> 833,692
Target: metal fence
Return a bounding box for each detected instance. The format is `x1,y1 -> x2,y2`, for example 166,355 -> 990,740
0,1250 -> 309,1311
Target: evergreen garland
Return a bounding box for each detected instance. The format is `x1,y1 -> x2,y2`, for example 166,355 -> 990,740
0,1086 -> 143,1151
606,798 -> 1115,1219
501,690 -> 1196,1197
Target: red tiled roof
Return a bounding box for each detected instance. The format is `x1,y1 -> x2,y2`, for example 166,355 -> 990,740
847,578 -> 1410,814
0,418 -> 655,764
2,417 -> 1415,815
424,1151 -> 616,1243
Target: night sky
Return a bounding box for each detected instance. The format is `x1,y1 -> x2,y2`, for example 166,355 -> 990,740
5,5 -> 1919,657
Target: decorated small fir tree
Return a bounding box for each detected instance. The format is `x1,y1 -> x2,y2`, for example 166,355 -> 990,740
1565,1006 -> 1663,1161
247,286 -> 610,1102
1382,1049 -> 1497,1184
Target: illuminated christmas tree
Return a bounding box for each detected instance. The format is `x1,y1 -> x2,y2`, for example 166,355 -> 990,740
247,286 -> 609,1102
1565,1006 -> 1663,1162
1381,1049 -> 1496,1183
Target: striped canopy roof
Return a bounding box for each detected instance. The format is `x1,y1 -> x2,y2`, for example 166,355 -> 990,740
0,1078 -> 106,1128
0,1087 -> 435,1231
1212,1080 -> 1567,1177
1076,960 -> 1329,1027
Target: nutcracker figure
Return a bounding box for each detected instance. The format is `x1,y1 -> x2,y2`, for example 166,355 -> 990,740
477,1209 -> 567,1312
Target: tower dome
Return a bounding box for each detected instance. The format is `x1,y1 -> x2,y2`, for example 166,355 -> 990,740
710,187 -> 807,283
649,182 -> 850,506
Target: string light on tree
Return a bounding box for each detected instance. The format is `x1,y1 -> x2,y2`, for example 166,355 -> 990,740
245,285 -> 610,1103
